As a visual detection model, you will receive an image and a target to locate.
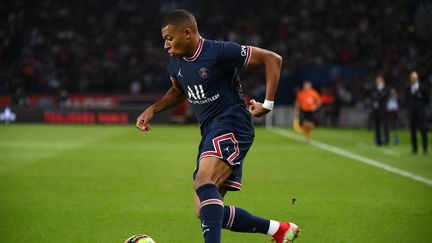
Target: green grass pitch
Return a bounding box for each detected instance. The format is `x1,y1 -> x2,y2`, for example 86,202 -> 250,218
0,124 -> 431,242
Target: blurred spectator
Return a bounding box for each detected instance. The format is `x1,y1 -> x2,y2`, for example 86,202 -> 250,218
129,80 -> 142,95
319,85 -> 336,126
387,87 -> 400,144
0,0 -> 430,106
370,75 -> 390,146
406,71 -> 429,155
335,83 -> 353,106
12,88 -> 30,106
58,89 -> 68,107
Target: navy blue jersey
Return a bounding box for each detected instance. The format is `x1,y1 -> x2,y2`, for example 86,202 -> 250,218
168,38 -> 253,131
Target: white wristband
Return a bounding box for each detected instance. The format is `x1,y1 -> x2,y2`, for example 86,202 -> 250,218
262,99 -> 274,111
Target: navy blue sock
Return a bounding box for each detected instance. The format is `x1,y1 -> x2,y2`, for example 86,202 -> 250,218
196,184 -> 224,243
222,206 -> 270,234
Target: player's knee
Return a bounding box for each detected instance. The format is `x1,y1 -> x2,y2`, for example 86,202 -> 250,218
194,172 -> 228,189
304,122 -> 313,130
194,168 -> 216,189
194,160 -> 232,189
194,174 -> 214,190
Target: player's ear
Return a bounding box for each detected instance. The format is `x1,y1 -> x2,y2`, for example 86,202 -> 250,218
184,28 -> 192,40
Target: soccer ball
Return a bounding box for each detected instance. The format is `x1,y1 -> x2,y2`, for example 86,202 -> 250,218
124,234 -> 156,243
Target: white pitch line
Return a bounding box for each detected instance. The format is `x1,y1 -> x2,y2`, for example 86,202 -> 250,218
356,142 -> 401,157
269,128 -> 432,187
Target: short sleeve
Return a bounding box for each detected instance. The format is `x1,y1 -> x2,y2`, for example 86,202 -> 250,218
219,41 -> 252,69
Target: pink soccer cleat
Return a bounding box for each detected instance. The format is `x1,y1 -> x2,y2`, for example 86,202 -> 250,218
272,222 -> 301,243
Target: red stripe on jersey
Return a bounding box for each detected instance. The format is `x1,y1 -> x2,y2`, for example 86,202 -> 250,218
184,37 -> 204,62
243,46 -> 252,68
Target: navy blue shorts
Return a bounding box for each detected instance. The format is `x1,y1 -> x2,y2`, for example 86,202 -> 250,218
193,126 -> 254,191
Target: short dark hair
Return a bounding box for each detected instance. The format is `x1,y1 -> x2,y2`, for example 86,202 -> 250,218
161,9 -> 196,28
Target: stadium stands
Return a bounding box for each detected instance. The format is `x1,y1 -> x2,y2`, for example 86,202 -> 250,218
0,0 -> 430,110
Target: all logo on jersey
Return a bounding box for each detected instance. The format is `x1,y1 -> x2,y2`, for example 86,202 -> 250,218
186,84 -> 220,105
199,68 -> 209,78
187,85 -> 206,100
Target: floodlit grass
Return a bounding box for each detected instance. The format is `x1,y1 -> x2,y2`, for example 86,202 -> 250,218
0,124 -> 431,242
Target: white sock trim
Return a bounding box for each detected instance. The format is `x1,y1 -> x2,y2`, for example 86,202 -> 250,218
267,220 -> 280,236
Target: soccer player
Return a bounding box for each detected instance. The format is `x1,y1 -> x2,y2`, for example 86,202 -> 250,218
294,81 -> 321,141
136,9 -> 300,243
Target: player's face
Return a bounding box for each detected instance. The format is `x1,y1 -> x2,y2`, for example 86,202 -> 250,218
161,24 -> 190,57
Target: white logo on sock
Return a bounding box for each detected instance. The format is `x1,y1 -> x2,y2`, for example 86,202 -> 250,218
202,221 -> 210,235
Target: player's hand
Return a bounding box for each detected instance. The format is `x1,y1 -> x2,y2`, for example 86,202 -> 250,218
136,107 -> 155,133
248,99 -> 270,118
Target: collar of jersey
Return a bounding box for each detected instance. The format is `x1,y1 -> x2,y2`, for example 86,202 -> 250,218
183,37 -> 204,62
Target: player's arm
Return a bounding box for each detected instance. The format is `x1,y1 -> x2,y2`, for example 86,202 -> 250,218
246,47 -> 282,117
136,79 -> 186,133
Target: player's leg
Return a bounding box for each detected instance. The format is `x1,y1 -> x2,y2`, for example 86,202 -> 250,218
302,111 -> 316,141
194,185 -> 228,219
194,186 -> 300,242
194,186 -> 273,235
194,157 -> 232,243
194,159 -> 298,242
303,120 -> 314,141
221,188 -> 299,242
194,129 -> 300,242
299,111 -> 307,139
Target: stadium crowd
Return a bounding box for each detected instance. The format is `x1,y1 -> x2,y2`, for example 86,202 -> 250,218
1,0 -> 431,107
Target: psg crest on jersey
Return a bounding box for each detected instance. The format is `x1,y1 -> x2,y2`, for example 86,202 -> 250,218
199,67 -> 209,78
